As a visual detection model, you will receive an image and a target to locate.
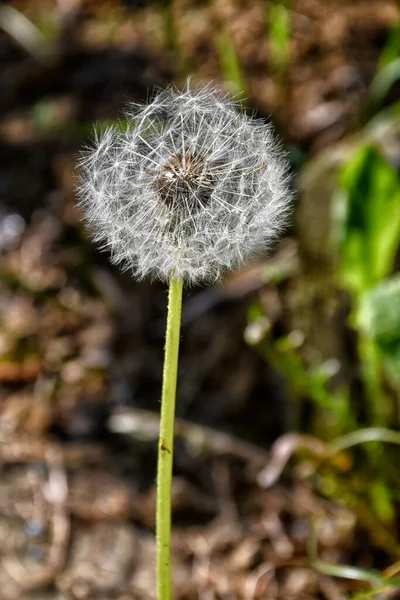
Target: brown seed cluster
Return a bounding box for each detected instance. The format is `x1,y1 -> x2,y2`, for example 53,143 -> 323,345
157,152 -> 214,209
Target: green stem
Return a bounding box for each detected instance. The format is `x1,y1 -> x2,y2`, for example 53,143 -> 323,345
156,276 -> 183,600
358,334 -> 387,426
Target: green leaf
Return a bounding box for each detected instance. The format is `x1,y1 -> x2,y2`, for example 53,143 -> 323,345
336,145 -> 400,295
370,59 -> 400,121
358,274 -> 400,341
358,274 -> 400,391
379,17 -> 400,70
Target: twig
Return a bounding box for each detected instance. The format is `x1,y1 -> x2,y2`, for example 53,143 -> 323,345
109,407 -> 269,470
244,562 -> 275,600
257,433 -> 329,488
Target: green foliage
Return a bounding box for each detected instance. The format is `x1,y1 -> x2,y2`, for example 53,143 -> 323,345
335,145 -> 400,295
215,28 -> 247,97
363,16 -> 400,120
379,16 -> 400,69
246,312 -> 352,436
334,141 -> 400,425
247,100 -> 400,558
358,274 -> 400,392
267,0 -> 292,79
358,274 -> 400,342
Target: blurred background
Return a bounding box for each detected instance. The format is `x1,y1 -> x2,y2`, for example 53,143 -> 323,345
1,0 -> 400,598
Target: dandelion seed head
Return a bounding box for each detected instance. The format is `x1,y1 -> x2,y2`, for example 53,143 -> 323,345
77,81 -> 291,284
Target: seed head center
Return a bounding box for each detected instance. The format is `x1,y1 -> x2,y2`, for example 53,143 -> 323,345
158,152 -> 214,208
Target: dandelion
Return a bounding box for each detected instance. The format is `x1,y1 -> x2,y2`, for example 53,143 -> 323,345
77,81 -> 290,285
77,80 -> 291,600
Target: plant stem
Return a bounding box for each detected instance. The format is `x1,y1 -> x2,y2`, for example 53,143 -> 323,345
358,334 -> 387,426
157,275 -> 183,600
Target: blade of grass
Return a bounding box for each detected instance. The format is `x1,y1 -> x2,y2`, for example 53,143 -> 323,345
267,0 -> 292,81
327,427 -> 400,455
216,27 -> 247,97
348,583 -> 400,600
309,518 -> 400,588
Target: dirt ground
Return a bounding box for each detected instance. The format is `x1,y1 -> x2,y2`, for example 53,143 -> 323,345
0,0 -> 400,598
